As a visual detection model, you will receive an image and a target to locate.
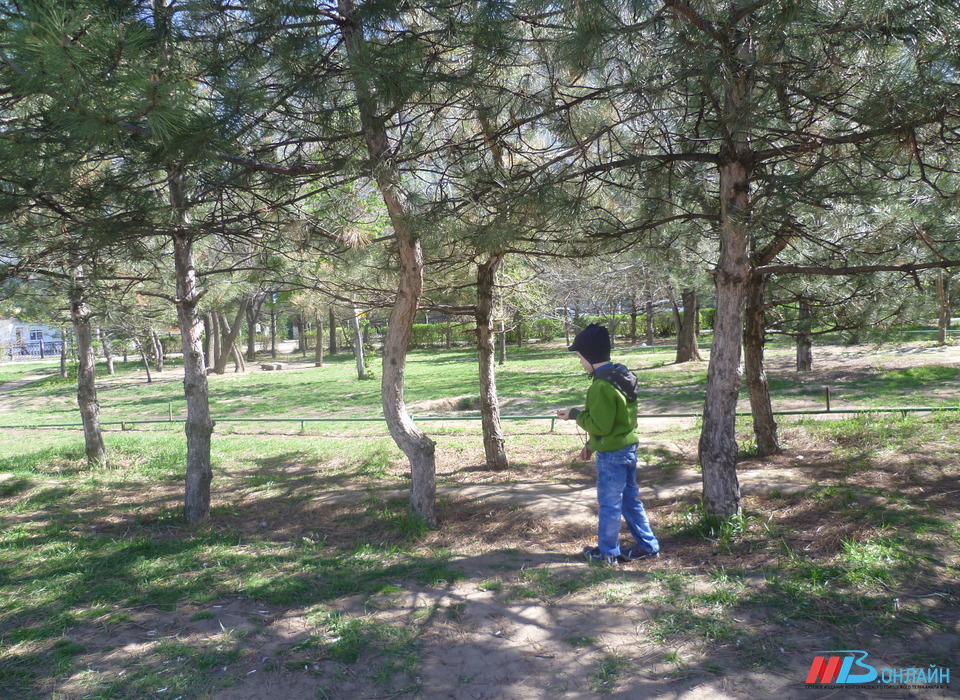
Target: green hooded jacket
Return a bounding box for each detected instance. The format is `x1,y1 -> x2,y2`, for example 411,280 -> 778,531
571,364 -> 639,452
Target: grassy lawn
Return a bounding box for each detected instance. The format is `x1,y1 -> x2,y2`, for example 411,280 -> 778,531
0,361 -> 58,385
1,342 -> 958,698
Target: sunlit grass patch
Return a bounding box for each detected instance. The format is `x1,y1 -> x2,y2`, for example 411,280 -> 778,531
511,565 -> 612,600
294,608 -> 422,691
589,650 -> 631,693
840,535 -> 918,586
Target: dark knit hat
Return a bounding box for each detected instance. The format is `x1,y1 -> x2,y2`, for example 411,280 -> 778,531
568,323 -> 611,364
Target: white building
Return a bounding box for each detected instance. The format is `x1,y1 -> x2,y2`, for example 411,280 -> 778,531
0,320 -> 64,360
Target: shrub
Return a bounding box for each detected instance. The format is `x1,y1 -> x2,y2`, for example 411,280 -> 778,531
408,323 -> 474,348
699,308 -> 716,331
530,317 -> 563,341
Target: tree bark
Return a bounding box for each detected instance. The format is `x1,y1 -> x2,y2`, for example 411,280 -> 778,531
630,296 -> 638,344
204,313 -> 214,369
134,336 -> 153,383
213,301 -> 248,375
328,308 -> 338,354
295,313 -> 304,355
936,271 -> 951,345
69,272 -> 106,466
60,327 -> 69,377
211,314 -> 222,369
315,312 -> 324,367
498,319 -> 507,365
269,305 -> 277,358
246,296 -> 261,362
667,283 -> 682,337
797,298 -> 813,371
744,275 -> 780,457
151,329 -> 164,373
675,288 -> 703,363
99,329 -> 115,375
340,0 -> 436,525
644,300 -> 655,345
698,160 -> 748,518
350,306 -> 367,380
230,339 -> 245,373
476,254 -> 509,470
694,11 -> 757,519
170,179 -> 214,524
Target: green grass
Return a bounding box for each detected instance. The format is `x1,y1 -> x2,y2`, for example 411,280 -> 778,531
8,341 -> 960,431
2,342 -> 960,697
0,361 -> 58,385
590,651 -> 631,693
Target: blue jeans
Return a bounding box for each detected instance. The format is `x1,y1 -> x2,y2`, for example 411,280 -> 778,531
595,444 -> 659,557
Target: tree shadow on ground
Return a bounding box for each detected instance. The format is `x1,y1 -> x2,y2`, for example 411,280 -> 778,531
2,438 -> 958,699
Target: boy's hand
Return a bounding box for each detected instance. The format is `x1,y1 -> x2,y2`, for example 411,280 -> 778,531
556,409 -> 571,420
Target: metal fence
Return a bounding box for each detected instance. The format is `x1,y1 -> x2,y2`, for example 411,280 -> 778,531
1,341 -> 64,362
4,405 -> 960,434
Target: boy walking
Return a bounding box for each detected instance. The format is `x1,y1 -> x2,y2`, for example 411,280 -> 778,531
556,324 -> 660,566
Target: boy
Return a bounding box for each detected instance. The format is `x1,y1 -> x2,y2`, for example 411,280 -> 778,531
556,323 -> 660,566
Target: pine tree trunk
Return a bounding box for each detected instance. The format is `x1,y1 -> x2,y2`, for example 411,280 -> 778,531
797,299 -> 813,371
204,313 -> 214,369
744,275 -> 780,457
698,158 -> 748,518
328,309 -> 338,355
151,330 -> 164,373
667,283 -> 682,337
351,306 -> 366,380
675,288 -> 703,363
645,301 -> 655,346
937,271 -> 950,346
214,302 -> 248,375
315,313 -> 324,367
630,297 -> 638,344
340,0 -> 436,525
171,214 -> 214,524
211,314 -> 222,369
269,307 -> 277,358
100,330 -> 115,375
231,341 -> 245,373
498,320 -> 507,365
134,336 -> 153,383
476,254 -> 508,470
69,273 -> 106,466
695,13 -> 757,518
60,327 -> 69,377
246,299 -> 259,362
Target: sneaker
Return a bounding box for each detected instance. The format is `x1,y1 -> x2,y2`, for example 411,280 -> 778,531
582,546 -> 619,567
619,547 -> 660,562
